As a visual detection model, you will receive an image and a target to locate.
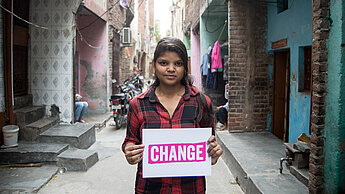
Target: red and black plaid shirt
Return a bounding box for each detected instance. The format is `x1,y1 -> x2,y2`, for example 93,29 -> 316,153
122,85 -> 215,194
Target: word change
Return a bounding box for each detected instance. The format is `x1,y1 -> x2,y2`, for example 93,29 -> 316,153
148,142 -> 206,164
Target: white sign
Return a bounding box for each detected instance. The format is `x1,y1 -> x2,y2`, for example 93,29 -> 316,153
142,128 -> 212,178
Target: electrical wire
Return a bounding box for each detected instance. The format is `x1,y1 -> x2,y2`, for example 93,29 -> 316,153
0,3 -> 48,30
79,0 -> 120,31
76,26 -> 103,49
138,0 -> 145,9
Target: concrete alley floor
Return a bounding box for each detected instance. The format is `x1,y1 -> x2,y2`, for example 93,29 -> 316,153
36,119 -> 243,194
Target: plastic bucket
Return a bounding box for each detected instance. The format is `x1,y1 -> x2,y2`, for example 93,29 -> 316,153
2,125 -> 19,146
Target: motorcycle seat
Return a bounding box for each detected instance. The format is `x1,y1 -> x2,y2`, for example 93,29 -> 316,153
111,93 -> 125,99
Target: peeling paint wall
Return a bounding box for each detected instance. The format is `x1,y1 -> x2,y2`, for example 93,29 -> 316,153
324,0 -> 345,192
267,0 -> 312,142
76,15 -> 108,113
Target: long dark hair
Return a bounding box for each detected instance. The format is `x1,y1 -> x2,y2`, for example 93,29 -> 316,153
151,37 -> 192,86
151,37 -> 213,127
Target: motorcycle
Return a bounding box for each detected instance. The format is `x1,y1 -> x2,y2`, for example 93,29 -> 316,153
109,80 -> 134,129
126,73 -> 144,94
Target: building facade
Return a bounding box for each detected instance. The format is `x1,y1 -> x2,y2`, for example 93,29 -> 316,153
0,0 -> 132,133
178,0 -> 345,192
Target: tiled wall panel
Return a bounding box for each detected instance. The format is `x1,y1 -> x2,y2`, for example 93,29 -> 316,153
30,0 -> 78,122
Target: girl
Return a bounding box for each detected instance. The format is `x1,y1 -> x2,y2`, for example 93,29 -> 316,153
122,37 -> 223,193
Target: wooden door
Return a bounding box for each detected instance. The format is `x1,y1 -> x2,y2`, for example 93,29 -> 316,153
273,50 -> 290,141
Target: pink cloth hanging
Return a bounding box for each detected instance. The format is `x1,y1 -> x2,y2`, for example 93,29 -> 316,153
211,40 -> 222,70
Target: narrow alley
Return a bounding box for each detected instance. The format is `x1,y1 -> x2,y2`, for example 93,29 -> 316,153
1,0 -> 345,193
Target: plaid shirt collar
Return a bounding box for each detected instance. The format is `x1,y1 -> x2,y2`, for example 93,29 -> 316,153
139,84 -> 200,103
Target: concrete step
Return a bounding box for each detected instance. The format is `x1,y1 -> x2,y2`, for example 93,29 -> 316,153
14,94 -> 33,109
39,123 -> 96,149
19,117 -> 60,141
290,166 -> 309,187
14,105 -> 46,126
0,142 -> 69,164
216,131 -> 308,194
0,165 -> 59,193
57,148 -> 99,171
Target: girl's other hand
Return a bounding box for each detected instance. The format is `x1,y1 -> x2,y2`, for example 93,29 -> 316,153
124,143 -> 144,165
207,135 -> 223,165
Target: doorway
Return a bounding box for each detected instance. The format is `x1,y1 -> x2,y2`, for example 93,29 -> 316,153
13,0 -> 29,96
272,49 -> 290,141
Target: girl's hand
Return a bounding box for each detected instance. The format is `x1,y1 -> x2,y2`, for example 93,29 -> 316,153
207,135 -> 223,165
124,143 -> 144,165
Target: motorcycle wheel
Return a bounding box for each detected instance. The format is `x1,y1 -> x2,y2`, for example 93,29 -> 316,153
114,109 -> 124,129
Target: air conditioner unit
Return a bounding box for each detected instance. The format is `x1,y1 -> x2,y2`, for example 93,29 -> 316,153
121,27 -> 131,44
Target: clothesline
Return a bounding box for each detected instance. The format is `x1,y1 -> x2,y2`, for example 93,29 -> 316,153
217,20 -> 227,41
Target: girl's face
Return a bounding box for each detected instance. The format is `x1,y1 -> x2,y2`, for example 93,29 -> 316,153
154,51 -> 185,87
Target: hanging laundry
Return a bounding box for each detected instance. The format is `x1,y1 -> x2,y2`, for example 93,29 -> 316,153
211,40 -> 223,71
206,69 -> 218,90
223,55 -> 229,81
212,72 -> 218,90
207,46 -> 212,68
206,69 -> 213,89
200,53 -> 209,76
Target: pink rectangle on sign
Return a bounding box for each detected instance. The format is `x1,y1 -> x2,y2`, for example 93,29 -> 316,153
148,142 -> 206,164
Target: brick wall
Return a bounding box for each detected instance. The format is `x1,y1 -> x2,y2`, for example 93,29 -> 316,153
184,0 -> 206,30
121,47 -> 132,83
309,0 -> 329,193
228,0 -> 271,132
138,0 -> 146,50
184,0 -> 192,28
108,0 -> 133,84
108,0 -> 127,30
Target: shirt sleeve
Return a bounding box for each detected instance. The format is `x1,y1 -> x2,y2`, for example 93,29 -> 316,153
122,98 -> 141,152
223,102 -> 229,112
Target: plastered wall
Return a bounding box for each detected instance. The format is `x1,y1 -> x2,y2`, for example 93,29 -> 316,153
76,15 -> 108,113
267,0 -> 312,142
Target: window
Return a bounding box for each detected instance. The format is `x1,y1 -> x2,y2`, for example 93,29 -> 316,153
298,46 -> 312,92
277,0 -> 288,14
304,47 -> 312,91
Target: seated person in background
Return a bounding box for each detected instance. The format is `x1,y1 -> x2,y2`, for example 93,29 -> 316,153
215,83 -> 229,130
215,102 -> 228,131
75,94 -> 88,123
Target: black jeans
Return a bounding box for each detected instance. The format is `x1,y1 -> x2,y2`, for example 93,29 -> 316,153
215,107 -> 227,125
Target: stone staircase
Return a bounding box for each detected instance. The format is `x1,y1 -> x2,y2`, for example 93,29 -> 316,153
0,94 -> 99,171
